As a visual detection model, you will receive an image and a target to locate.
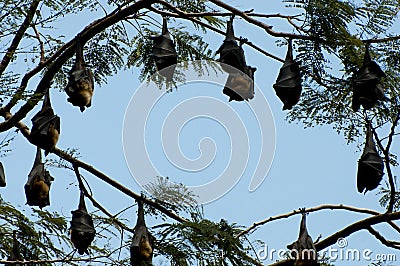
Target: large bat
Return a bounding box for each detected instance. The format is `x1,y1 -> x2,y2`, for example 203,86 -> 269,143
287,212 -> 319,266
216,17 -> 246,73
273,39 -> 302,110
0,162 -> 6,187
352,46 -> 385,112
357,124 -> 384,193
130,200 -> 153,265
70,192 -> 96,255
65,39 -> 94,112
30,89 -> 60,155
223,65 -> 256,102
151,18 -> 178,81
24,147 -> 54,209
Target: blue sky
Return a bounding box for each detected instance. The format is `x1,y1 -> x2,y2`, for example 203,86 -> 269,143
1,1 -> 399,265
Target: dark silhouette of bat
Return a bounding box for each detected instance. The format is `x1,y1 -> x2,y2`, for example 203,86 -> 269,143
0,162 -> 5,187
30,89 -> 60,155
287,212 -> 319,266
24,147 -> 54,209
130,200 -> 153,265
7,231 -> 22,265
151,18 -> 178,81
223,65 -> 256,101
357,123 -> 384,193
216,17 -> 246,74
70,192 -> 96,255
352,45 -> 385,112
273,39 -> 302,110
65,38 -> 94,112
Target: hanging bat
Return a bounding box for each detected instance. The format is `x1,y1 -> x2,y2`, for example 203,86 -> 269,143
357,123 -> 384,193
223,65 -> 256,101
216,17 -> 246,73
0,162 -> 5,187
151,17 -> 178,81
70,192 -> 96,255
130,200 -> 154,265
273,39 -> 302,110
30,89 -> 60,155
287,212 -> 319,265
352,46 -> 385,112
7,231 -> 22,265
24,147 -> 54,209
65,39 -> 94,112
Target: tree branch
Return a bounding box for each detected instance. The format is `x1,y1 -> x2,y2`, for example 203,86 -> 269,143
315,212 -> 400,250
366,226 -> 400,250
0,0 -> 157,132
0,0 -> 41,76
237,204 -> 385,238
11,117 -> 188,224
72,165 -> 135,234
150,2 -> 285,63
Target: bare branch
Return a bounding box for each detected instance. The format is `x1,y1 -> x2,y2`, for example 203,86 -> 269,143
31,25 -> 45,63
0,0 -> 157,132
315,212 -> 400,250
366,226 -> 400,250
237,204 -> 383,238
0,0 -> 41,76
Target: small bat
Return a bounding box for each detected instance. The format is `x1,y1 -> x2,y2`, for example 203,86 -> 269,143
30,89 -> 60,155
24,147 -> 54,209
7,231 -> 22,265
287,212 -> 319,265
357,123 -> 384,193
65,39 -> 94,112
273,39 -> 302,110
130,200 -> 154,265
70,192 -> 96,255
223,65 -> 256,101
0,162 -> 6,187
151,18 -> 178,81
216,17 -> 246,73
352,45 -> 385,112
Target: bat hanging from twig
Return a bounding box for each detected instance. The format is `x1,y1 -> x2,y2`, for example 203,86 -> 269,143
217,16 -> 246,74
151,17 -> 178,81
65,38 -> 94,112
30,88 -> 60,155
273,39 -> 302,110
69,191 -> 96,255
352,45 -> 385,112
24,147 -> 54,209
357,123 -> 384,194
130,199 -> 154,265
287,211 -> 320,265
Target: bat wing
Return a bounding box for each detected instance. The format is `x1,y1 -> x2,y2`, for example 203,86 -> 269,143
287,213 -> 318,263
357,151 -> 384,193
223,66 -> 256,102
30,107 -> 60,151
352,52 -> 385,111
0,162 -> 5,187
131,200 -> 153,265
151,19 -> 177,81
70,195 -> 96,255
217,19 -> 246,73
273,44 -> 302,110
24,163 -> 53,208
357,126 -> 384,193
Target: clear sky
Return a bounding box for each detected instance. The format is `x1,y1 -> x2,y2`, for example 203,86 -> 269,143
1,1 -> 399,265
